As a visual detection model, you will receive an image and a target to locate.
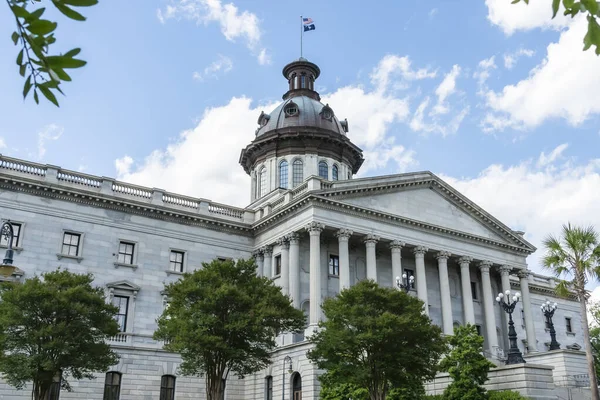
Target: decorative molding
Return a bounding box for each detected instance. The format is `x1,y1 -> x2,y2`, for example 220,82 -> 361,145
335,228 -> 353,240
517,270 -> 531,279
478,260 -> 493,273
436,250 -> 451,261
389,240 -> 405,250
363,234 -> 380,244
413,245 -> 428,256
114,262 -> 138,270
276,236 -> 290,250
457,256 -> 473,265
304,222 -> 325,234
56,253 -> 83,263
261,245 -> 273,257
497,265 -> 513,276
287,232 -> 300,244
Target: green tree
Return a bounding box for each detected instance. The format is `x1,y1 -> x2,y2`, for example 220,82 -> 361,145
587,302 -> 600,381
153,258 -> 305,400
319,380 -> 369,400
440,324 -> 494,400
6,0 -> 98,106
0,269 -> 120,400
512,0 -> 600,55
542,223 -> 600,400
307,280 -> 446,400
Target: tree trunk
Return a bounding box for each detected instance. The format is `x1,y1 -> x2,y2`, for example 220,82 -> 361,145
205,373 -> 225,400
579,292 -> 600,400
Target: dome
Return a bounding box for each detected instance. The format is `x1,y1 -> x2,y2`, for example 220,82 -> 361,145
256,96 -> 348,138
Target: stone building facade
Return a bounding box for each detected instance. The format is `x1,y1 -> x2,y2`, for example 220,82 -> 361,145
0,58 -> 586,400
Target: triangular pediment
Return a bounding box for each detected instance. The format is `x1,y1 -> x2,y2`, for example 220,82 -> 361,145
106,280 -> 140,292
319,173 -> 535,252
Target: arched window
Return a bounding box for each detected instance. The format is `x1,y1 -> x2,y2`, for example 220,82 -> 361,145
292,160 -> 303,187
160,375 -> 176,400
318,161 -> 328,179
332,165 -> 338,181
259,167 -> 267,197
301,75 -> 306,88
292,373 -> 302,400
103,372 -> 122,400
279,160 -> 289,189
265,376 -> 273,400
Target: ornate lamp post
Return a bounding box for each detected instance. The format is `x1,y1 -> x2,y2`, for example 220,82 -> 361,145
281,355 -> 292,400
496,290 -> 526,365
395,272 -> 414,293
541,300 -> 560,350
0,221 -> 16,277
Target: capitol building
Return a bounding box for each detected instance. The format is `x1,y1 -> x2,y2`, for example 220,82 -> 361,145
0,58 -> 591,400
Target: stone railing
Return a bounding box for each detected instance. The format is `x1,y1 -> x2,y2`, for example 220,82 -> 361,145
290,182 -> 308,198
108,332 -> 131,344
0,154 -> 251,224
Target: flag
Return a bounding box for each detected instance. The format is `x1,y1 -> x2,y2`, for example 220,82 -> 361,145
303,17 -> 315,32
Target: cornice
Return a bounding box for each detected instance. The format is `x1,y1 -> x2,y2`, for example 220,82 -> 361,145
510,280 -> 578,301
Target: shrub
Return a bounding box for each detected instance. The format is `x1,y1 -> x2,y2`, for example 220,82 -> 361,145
488,391 -> 529,400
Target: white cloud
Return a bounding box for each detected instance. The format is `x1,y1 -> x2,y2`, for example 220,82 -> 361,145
115,155 -> 133,176
37,124 -> 63,161
410,97 -> 469,137
473,56 -> 497,90
429,8 -> 438,19
440,144 -> 600,273
0,137 -> 6,150
193,54 -> 233,82
503,48 -> 535,69
257,48 -> 271,66
483,16 -> 600,131
485,0 -> 570,35
157,0 -> 265,63
370,55 -> 437,92
431,64 -> 460,115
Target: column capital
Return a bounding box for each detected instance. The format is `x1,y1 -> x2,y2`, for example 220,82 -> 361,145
517,269 -> 531,279
335,228 -> 353,240
261,245 -> 273,257
436,251 -> 452,261
276,237 -> 290,250
389,240 -> 405,250
287,232 -> 300,244
413,245 -> 428,256
252,250 -> 264,260
305,222 -> 325,234
478,260 -> 493,273
364,234 -> 380,244
497,265 -> 512,276
457,256 -> 472,265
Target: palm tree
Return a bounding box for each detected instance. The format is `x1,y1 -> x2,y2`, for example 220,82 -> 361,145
542,223 -> 600,400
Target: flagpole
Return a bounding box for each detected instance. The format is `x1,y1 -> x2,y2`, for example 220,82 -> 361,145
300,15 -> 303,58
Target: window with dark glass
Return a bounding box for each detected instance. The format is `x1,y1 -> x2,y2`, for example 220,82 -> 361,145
292,160 -> 303,187
169,250 -> 184,273
117,241 -> 135,264
160,375 -> 176,400
279,160 -> 289,189
318,161 -> 328,180
301,75 -> 306,88
404,269 -> 415,289
103,372 -> 121,400
471,282 -> 478,300
265,376 -> 273,400
1,222 -> 21,247
61,232 -> 81,256
329,255 -> 339,276
475,325 -> 482,336
332,165 -> 338,181
566,317 -> 573,333
112,296 -> 129,332
274,255 -> 282,276
285,104 -> 298,117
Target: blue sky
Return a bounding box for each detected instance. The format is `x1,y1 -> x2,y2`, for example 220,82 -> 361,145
1,0 -> 600,276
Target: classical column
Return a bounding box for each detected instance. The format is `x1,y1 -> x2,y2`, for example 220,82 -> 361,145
498,265 -> 512,294
262,246 -> 273,278
436,251 -> 453,335
390,240 -> 404,288
336,229 -> 353,290
288,233 -> 301,309
305,222 -> 325,331
277,237 -> 290,296
518,270 -> 538,352
414,246 -> 429,315
458,256 -> 475,325
479,261 -> 499,352
254,250 -> 264,277
364,234 -> 380,282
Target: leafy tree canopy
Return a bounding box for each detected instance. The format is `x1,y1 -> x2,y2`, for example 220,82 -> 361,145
0,269 -> 120,400
6,0 -> 98,106
513,0 -> 600,55
308,280 -> 446,400
440,324 -> 494,400
153,258 -> 305,400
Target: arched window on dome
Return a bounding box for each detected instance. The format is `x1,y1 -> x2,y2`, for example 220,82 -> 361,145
259,167 -> 267,197
279,160 -> 289,189
301,74 -> 306,89
332,165 -> 339,181
292,160 -> 303,187
318,161 -> 328,180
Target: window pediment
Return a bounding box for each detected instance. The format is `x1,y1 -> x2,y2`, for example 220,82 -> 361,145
106,280 -> 140,299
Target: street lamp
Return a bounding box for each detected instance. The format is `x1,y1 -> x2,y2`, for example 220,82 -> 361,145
281,355 -> 292,400
541,300 -> 560,350
496,290 -> 526,365
0,221 -> 16,277
395,272 -> 414,293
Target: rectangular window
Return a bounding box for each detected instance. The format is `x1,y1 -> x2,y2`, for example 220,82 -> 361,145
566,317 -> 573,333
265,376 -> 273,400
169,250 -> 184,273
329,255 -> 340,276
61,232 -> 81,256
471,282 -> 478,300
1,222 -> 21,247
112,296 -> 129,332
274,255 -> 282,276
404,269 -> 415,289
103,372 -> 121,400
160,375 -> 176,400
475,325 -> 482,336
117,241 -> 135,264
292,160 -> 303,187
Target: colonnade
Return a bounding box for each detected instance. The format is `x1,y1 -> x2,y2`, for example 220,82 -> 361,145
253,222 -> 538,353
